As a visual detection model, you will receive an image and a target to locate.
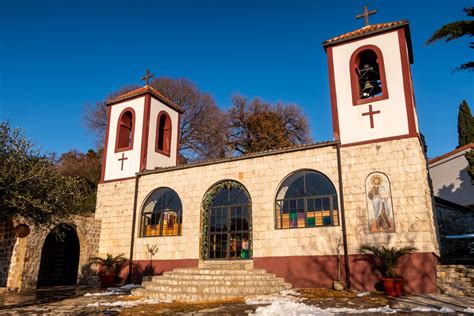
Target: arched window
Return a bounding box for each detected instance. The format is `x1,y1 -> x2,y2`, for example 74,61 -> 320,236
156,111 -> 172,156
116,108 -> 135,151
350,45 -> 388,105
141,188 -> 182,237
275,170 -> 339,229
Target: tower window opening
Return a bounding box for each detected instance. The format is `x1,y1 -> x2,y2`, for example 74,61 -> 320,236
116,109 -> 134,150
357,50 -> 382,99
156,112 -> 172,155
349,45 -> 388,105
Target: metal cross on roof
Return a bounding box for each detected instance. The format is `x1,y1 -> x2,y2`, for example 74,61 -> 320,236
356,5 -> 377,26
141,69 -> 154,85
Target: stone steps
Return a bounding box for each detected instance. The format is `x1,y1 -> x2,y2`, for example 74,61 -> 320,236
158,273 -> 278,281
131,265 -> 291,302
170,268 -> 269,275
132,288 -> 262,302
143,278 -> 288,287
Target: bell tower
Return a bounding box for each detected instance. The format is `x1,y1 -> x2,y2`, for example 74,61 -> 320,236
100,70 -> 183,182
323,11 -> 419,146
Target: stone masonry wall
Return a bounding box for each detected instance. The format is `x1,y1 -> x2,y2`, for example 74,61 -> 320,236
96,137 -> 438,265
0,219 -> 16,287
5,215 -> 101,290
340,137 -> 439,255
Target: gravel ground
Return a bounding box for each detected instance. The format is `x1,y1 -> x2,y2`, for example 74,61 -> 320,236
1,286 -> 473,315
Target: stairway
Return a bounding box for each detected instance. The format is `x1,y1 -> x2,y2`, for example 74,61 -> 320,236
437,265 -> 474,296
131,261 -> 292,302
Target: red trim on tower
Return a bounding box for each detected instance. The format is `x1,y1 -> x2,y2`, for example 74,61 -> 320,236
340,133 -> 418,148
100,106 -> 112,182
115,107 -> 136,153
140,94 -> 151,172
397,29 -> 418,136
155,111 -> 172,157
176,112 -> 181,165
349,44 -> 389,106
99,176 -> 137,184
326,47 -> 340,141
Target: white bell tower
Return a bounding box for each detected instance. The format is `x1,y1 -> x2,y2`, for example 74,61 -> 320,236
100,70 -> 183,182
323,14 -> 420,146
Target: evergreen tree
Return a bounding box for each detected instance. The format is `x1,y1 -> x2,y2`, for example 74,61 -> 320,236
0,122 -> 89,227
426,7 -> 474,71
457,100 -> 474,147
456,100 -> 474,184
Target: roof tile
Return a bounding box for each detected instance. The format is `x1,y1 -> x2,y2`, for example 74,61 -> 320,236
323,20 -> 408,46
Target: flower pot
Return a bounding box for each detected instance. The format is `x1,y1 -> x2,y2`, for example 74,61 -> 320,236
382,277 -> 403,297
99,273 -> 116,287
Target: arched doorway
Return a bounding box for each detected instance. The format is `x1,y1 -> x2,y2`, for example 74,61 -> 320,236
201,181 -> 252,260
37,224 -> 80,287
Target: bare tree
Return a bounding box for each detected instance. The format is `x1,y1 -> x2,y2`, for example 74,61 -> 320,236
226,95 -> 311,155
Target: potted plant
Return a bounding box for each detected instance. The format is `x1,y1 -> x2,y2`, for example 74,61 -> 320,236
89,253 -> 128,287
359,244 -> 416,297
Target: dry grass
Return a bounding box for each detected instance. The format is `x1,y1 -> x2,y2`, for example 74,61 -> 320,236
120,297 -> 245,315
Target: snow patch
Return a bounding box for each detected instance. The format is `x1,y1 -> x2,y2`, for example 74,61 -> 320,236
246,289 -> 301,305
251,301 -> 397,315
86,298 -> 160,308
464,307 -> 474,313
411,306 -> 455,313
84,284 -> 141,297
356,292 -> 370,297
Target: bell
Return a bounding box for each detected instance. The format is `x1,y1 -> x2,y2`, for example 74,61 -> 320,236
361,81 -> 381,98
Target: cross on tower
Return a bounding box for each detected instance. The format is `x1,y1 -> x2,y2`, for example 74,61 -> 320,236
362,104 -> 381,129
118,152 -> 128,171
356,5 -> 377,26
141,69 -> 154,85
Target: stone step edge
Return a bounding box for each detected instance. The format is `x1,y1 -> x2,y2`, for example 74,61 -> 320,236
170,268 -> 268,274
131,288 -> 254,302
131,287 -> 290,297
144,277 -> 287,285
139,283 -> 292,291
160,272 -> 277,279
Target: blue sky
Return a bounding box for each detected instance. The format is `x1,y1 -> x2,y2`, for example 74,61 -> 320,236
0,0 -> 472,159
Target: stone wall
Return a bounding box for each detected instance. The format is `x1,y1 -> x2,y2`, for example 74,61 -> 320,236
5,215 -> 101,290
435,200 -> 474,263
0,219 -> 16,287
340,137 -> 439,255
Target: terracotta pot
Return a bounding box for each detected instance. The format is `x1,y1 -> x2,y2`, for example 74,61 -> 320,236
99,273 -> 116,287
382,277 -> 403,297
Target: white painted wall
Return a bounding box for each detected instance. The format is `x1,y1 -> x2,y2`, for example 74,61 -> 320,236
332,30 -> 417,144
146,97 -> 179,169
104,97 -> 145,181
430,148 -> 474,207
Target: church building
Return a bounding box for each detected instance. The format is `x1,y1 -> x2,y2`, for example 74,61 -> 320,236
94,18 -> 439,293
0,14 -> 441,293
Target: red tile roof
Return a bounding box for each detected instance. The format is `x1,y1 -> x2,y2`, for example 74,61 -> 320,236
106,85 -> 184,113
429,143 -> 474,165
323,20 -> 409,47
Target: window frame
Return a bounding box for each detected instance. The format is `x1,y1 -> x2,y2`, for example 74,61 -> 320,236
115,107 -> 136,153
274,170 -> 340,230
349,44 -> 389,106
140,187 -> 183,238
155,111 -> 172,157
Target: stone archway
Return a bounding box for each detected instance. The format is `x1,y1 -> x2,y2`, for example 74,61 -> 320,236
37,224 -> 80,287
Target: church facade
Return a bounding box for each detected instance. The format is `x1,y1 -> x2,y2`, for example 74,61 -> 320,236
95,20 -> 440,293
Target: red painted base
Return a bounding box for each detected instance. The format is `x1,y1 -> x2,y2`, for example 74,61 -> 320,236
124,252 -> 438,293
